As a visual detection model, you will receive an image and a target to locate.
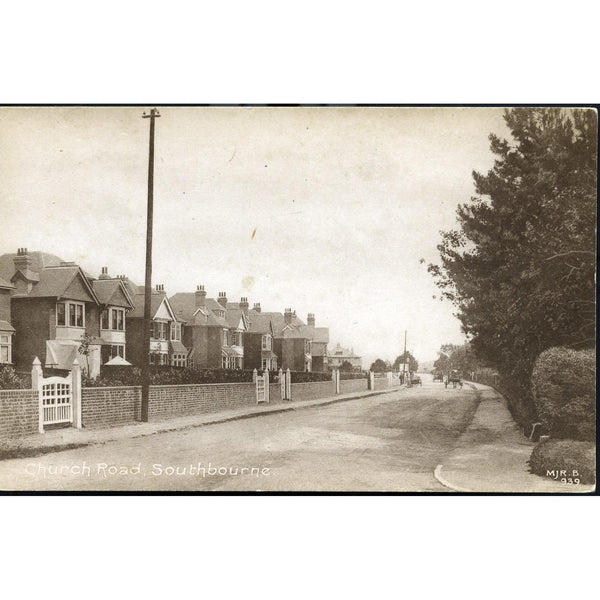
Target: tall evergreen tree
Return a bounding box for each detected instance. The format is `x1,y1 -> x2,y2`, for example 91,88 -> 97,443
429,108 -> 596,421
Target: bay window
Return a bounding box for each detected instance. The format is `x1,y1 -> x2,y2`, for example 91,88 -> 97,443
57,301 -> 85,328
0,334 -> 11,364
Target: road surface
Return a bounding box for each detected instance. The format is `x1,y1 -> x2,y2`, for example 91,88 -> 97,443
0,377 -> 481,491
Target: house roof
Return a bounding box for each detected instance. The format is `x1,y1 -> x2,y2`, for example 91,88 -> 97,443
0,251 -> 64,282
261,312 -> 308,338
224,307 -> 247,330
301,325 -> 329,344
222,346 -> 244,357
246,311 -> 274,334
0,320 -> 15,332
0,276 -> 14,290
169,340 -> 188,353
169,293 -> 228,327
92,279 -> 134,309
11,265 -> 99,303
129,292 -> 176,320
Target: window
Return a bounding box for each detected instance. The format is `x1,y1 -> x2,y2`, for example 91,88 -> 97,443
102,344 -> 124,363
57,301 -> 85,327
262,358 -> 268,370
153,321 -> 167,340
110,308 -> 124,331
57,303 -> 66,326
223,329 -> 228,346
171,353 -> 187,367
262,334 -> 271,350
222,355 -> 228,369
305,340 -> 312,354
100,309 -> 109,329
170,322 -> 181,341
0,334 -> 11,364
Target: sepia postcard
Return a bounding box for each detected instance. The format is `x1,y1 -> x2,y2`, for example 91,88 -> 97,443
0,105 -> 596,493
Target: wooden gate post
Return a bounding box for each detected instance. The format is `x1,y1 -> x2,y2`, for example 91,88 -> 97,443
279,369 -> 285,401
264,369 -> 270,403
72,357 -> 82,429
252,368 -> 258,383
31,357 -> 44,434
286,368 -> 291,401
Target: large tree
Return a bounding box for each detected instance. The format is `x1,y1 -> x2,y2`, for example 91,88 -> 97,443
429,108 -> 596,421
393,351 -> 419,373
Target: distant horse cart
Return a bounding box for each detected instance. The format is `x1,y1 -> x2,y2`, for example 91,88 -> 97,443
445,370 -> 463,389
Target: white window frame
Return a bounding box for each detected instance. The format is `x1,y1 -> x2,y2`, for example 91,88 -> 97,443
223,329 -> 228,346
171,322 -> 182,341
0,333 -> 12,364
57,301 -> 85,328
262,334 -> 272,351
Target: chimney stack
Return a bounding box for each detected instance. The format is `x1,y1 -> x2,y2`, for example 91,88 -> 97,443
156,284 -> 164,293
195,285 -> 206,307
217,291 -> 227,308
253,302 -> 261,313
284,308 -> 293,325
240,296 -> 249,314
307,313 -> 315,327
13,247 -> 32,273
99,266 -> 110,280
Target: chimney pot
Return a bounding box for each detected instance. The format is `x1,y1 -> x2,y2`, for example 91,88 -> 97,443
253,302 -> 261,313
195,285 -> 207,307
217,292 -> 227,308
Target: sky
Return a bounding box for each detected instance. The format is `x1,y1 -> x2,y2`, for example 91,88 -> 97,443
0,106 -> 511,366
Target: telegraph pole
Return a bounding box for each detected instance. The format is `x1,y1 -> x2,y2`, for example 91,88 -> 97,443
403,330 -> 408,385
141,108 -> 160,422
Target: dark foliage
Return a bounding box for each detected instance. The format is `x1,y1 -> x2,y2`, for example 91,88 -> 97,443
531,347 -> 595,441
369,359 -> 389,373
429,108 -> 597,426
0,365 -> 27,390
289,371 -> 334,383
529,439 -> 595,485
392,351 -> 419,373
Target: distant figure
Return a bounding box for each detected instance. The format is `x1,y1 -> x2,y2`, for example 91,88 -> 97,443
443,374 -> 448,388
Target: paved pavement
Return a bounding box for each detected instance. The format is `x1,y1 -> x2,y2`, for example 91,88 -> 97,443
434,382 -> 595,493
0,377 -> 593,492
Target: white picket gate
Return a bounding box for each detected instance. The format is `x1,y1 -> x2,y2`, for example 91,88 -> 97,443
255,369 -> 270,404
41,376 -> 73,425
32,356 -> 82,433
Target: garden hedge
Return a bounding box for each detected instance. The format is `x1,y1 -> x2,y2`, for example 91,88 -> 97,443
531,347 -> 595,441
529,439 -> 596,485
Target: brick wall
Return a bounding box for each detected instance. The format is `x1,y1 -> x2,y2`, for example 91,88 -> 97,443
148,382 -> 258,420
81,386 -> 141,429
0,389 -> 38,438
340,379 -> 368,395
290,380 -> 335,402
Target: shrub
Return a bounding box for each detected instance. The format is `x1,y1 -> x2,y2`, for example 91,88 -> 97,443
289,371 -> 333,383
0,365 -> 27,390
339,372 -> 367,380
529,439 -> 596,485
531,347 -> 595,441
